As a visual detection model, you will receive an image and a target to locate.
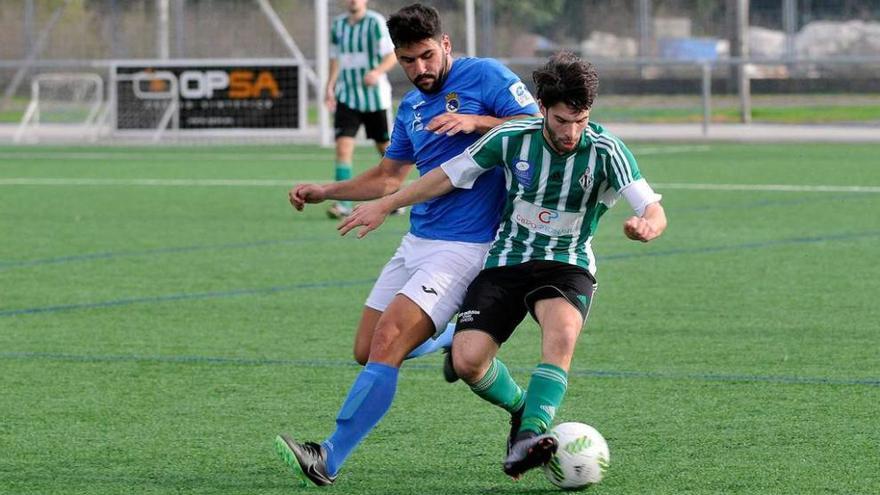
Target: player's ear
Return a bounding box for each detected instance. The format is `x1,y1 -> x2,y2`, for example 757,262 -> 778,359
440,34 -> 452,54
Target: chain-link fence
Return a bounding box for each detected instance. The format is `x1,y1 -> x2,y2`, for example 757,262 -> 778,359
1,0 -> 878,143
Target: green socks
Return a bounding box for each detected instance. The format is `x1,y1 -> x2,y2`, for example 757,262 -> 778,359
334,162 -> 352,209
468,358 -> 525,414
519,363 -> 568,435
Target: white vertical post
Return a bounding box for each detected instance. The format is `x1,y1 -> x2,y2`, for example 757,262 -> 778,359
316,0 -> 331,146
783,0 -> 797,62
157,0 -> 170,60
701,62 -> 711,137
736,0 -> 751,123
465,0 -> 476,57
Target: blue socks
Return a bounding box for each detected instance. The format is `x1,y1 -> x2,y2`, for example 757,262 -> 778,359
320,323 -> 454,475
322,362 -> 399,476
405,322 -> 455,360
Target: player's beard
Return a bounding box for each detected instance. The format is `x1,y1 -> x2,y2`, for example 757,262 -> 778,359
414,55 -> 450,94
544,121 -> 577,154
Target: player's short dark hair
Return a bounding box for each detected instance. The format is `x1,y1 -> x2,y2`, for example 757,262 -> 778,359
532,52 -> 599,111
387,3 -> 442,48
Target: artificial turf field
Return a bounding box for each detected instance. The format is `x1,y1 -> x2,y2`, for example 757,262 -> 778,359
1,142 -> 878,494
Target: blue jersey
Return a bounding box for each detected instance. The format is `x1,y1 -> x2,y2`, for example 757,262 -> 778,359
384,57 -> 539,243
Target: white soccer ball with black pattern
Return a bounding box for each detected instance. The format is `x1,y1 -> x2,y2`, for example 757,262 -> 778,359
543,422 -> 610,490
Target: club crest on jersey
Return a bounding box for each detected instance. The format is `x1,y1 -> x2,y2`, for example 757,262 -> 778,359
578,170 -> 593,191
513,160 -> 533,187
445,92 -> 460,113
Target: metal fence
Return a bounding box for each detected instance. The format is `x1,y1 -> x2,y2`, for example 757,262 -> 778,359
1,0 -> 878,143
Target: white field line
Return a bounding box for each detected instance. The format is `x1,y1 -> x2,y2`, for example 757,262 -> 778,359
654,183 -> 880,193
0,145 -> 710,163
1,177 -> 879,194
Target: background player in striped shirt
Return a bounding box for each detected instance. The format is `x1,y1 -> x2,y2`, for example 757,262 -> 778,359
325,0 -> 397,219
278,3 -> 539,486
340,51 -> 668,480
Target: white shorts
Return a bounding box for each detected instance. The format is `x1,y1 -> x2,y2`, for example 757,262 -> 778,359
365,233 -> 491,332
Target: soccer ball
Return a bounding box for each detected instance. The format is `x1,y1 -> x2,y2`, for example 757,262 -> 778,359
543,422 -> 610,490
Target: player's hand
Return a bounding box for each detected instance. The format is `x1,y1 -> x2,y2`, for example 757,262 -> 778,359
623,216 -> 661,242
324,90 -> 336,112
337,200 -> 391,238
289,183 -> 327,211
363,70 -> 380,87
425,113 -> 478,136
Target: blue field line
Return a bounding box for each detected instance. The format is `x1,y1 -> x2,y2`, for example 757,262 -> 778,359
0,278 -> 376,317
3,230 -> 878,318
0,231 -> 405,270
1,351 -> 877,388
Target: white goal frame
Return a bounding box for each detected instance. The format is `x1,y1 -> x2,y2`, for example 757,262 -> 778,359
14,72 -> 105,143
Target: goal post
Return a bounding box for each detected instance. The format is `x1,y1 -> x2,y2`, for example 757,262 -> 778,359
14,72 -> 105,143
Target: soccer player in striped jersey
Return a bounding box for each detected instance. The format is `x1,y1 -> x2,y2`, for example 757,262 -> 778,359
278,3 -> 539,486
339,52 -> 667,480
325,0 -> 397,219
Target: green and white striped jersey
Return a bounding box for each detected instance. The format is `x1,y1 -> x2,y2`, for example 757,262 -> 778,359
330,9 -> 394,112
442,118 -> 651,275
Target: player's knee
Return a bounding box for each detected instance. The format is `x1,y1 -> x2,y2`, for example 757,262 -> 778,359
451,348 -> 488,384
547,326 -> 580,355
368,322 -> 405,361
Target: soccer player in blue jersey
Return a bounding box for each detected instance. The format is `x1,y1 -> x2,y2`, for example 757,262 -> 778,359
277,3 -> 539,486
339,52 -> 667,480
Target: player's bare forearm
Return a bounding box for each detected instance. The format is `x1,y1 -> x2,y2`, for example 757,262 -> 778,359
472,114 -> 535,134
623,202 -> 667,242
383,167 -> 454,211
322,158 -> 412,202
426,113 -> 536,137
338,167 -> 454,238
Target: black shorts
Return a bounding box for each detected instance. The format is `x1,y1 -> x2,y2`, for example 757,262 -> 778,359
455,260 -> 597,345
334,102 -> 390,142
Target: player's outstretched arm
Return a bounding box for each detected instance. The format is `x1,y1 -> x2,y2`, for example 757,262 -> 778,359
288,157 -> 413,213
338,166 -> 455,238
425,113 -> 535,137
623,202 -> 667,242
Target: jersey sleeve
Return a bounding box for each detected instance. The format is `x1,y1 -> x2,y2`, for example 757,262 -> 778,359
373,14 -> 394,56
329,21 -> 339,58
480,60 -> 539,117
384,107 -> 415,163
601,136 -> 662,215
441,132 -> 504,189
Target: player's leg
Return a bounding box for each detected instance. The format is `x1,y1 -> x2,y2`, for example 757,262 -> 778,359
318,237 -> 485,479
504,262 -> 596,478
452,266 -> 530,452
328,103 -> 359,218
277,236 -> 487,485
276,299 -> 434,487
352,307 -> 382,365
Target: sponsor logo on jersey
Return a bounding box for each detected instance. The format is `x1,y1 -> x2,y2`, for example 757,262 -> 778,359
513,160 -> 533,187
513,198 -> 583,237
444,92 -> 460,113
508,81 -> 536,108
411,100 -> 425,132
538,210 -> 560,224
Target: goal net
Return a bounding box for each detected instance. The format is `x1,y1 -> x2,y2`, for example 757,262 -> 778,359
14,73 -> 106,143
